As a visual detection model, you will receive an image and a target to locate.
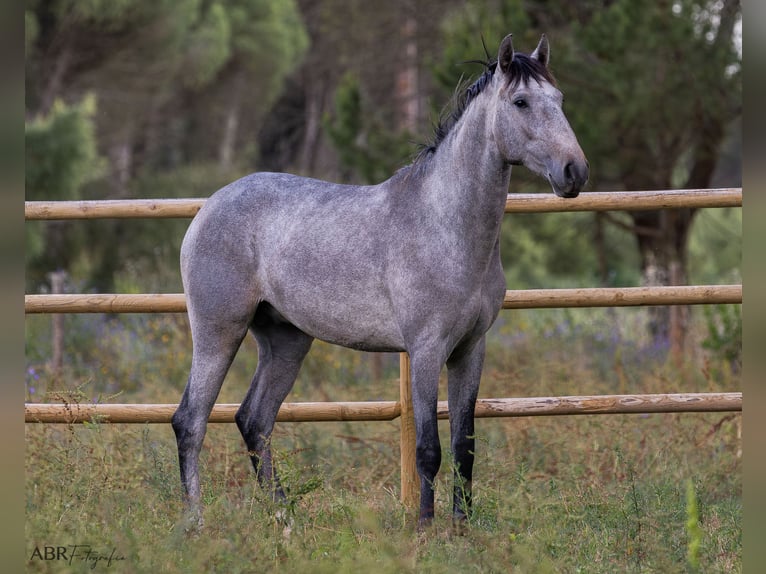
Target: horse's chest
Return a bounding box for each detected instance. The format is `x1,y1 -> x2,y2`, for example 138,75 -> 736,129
446,261 -> 506,336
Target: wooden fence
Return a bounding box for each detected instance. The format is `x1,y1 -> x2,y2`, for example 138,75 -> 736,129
24,188 -> 743,507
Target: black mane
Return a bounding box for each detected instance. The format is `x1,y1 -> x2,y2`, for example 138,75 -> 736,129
415,52 -> 556,163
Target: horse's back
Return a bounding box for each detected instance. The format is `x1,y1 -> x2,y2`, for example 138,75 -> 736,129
181,172 -> 407,350
183,171 -> 381,263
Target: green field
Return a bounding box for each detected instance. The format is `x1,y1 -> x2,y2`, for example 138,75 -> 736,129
25,308 -> 741,572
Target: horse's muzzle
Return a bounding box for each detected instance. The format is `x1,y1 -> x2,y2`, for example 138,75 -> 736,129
550,158 -> 589,198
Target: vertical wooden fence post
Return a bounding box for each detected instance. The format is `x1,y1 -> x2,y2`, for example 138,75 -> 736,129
399,352 -> 418,507
47,270 -> 66,385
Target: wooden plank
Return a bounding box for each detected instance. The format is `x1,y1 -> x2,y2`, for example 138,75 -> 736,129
452,392 -> 742,418
24,401 -> 402,424
25,293 -> 187,314
25,285 -> 742,314
24,188 -> 741,220
503,285 -> 742,309
505,188 -> 742,213
277,401 -> 401,422
399,352 -> 418,508
24,199 -> 206,220
24,392 -> 740,424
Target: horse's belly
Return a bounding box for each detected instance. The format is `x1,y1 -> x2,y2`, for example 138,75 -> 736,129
263,283 -> 406,353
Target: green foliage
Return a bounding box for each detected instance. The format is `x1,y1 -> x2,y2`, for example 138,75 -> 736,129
324,72 -> 414,184
688,207 -> 741,285
25,95 -> 104,202
25,96 -> 105,271
563,0 -> 741,189
686,479 -> 702,572
324,73 -> 363,175
24,0 -> 741,295
181,3 -> 232,89
436,0 -> 741,189
701,304 -> 741,372
433,0 -> 530,96
54,0 -> 144,26
25,0 -> 310,290
225,0 -> 309,102
25,10 -> 38,57
25,226 -> 45,265
63,163 -> 246,293
500,210 -> 641,288
229,0 -> 308,66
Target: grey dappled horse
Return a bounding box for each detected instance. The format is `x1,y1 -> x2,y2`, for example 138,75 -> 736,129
172,34 -> 588,528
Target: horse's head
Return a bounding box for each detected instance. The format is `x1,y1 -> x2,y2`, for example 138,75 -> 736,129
491,34 -> 588,198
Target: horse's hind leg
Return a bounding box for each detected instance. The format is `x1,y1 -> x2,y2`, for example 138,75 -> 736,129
172,314 -> 249,524
235,313 -> 313,500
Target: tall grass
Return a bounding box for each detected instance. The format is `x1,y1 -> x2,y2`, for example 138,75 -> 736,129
25,306 -> 741,572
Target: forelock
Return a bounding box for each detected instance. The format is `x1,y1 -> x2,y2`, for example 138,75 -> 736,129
505,53 -> 556,90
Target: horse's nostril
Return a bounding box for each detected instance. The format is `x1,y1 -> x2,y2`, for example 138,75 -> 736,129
565,160 -> 589,187
564,162 -> 574,183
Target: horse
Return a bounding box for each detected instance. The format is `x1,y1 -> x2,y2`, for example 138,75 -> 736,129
172,33 -> 588,528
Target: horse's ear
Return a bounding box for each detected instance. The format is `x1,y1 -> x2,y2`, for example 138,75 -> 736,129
530,34 -> 550,68
498,34 -> 514,75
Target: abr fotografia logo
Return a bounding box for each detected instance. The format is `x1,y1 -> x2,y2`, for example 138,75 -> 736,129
29,545 -> 126,569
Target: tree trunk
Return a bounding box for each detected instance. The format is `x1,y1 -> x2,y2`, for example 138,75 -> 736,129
109,140 -> 133,196
219,103 -> 240,172
219,72 -> 245,172
39,42 -> 72,116
395,10 -> 419,132
629,208 -> 696,360
299,75 -> 327,175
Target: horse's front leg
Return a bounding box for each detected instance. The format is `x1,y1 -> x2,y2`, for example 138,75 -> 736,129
446,337 -> 485,522
408,349 -> 444,528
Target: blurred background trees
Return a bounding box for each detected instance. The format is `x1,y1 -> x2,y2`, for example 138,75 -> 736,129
25,0 -> 741,357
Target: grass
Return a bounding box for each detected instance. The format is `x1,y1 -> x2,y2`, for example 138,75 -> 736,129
25,308 -> 741,572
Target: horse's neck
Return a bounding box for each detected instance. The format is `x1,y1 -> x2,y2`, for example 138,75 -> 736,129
418,99 -> 511,249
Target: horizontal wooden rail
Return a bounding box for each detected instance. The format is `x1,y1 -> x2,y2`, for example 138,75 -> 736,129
25,392 -> 741,423
23,401 -> 398,424
24,401 -> 401,424
504,188 -> 741,213
502,284 -> 742,309
25,199 -> 206,220
25,293 -> 188,314
24,188 -> 741,220
461,392 -> 742,417
25,285 -> 742,314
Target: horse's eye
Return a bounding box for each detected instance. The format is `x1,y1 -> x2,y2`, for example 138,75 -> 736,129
513,99 -> 527,109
